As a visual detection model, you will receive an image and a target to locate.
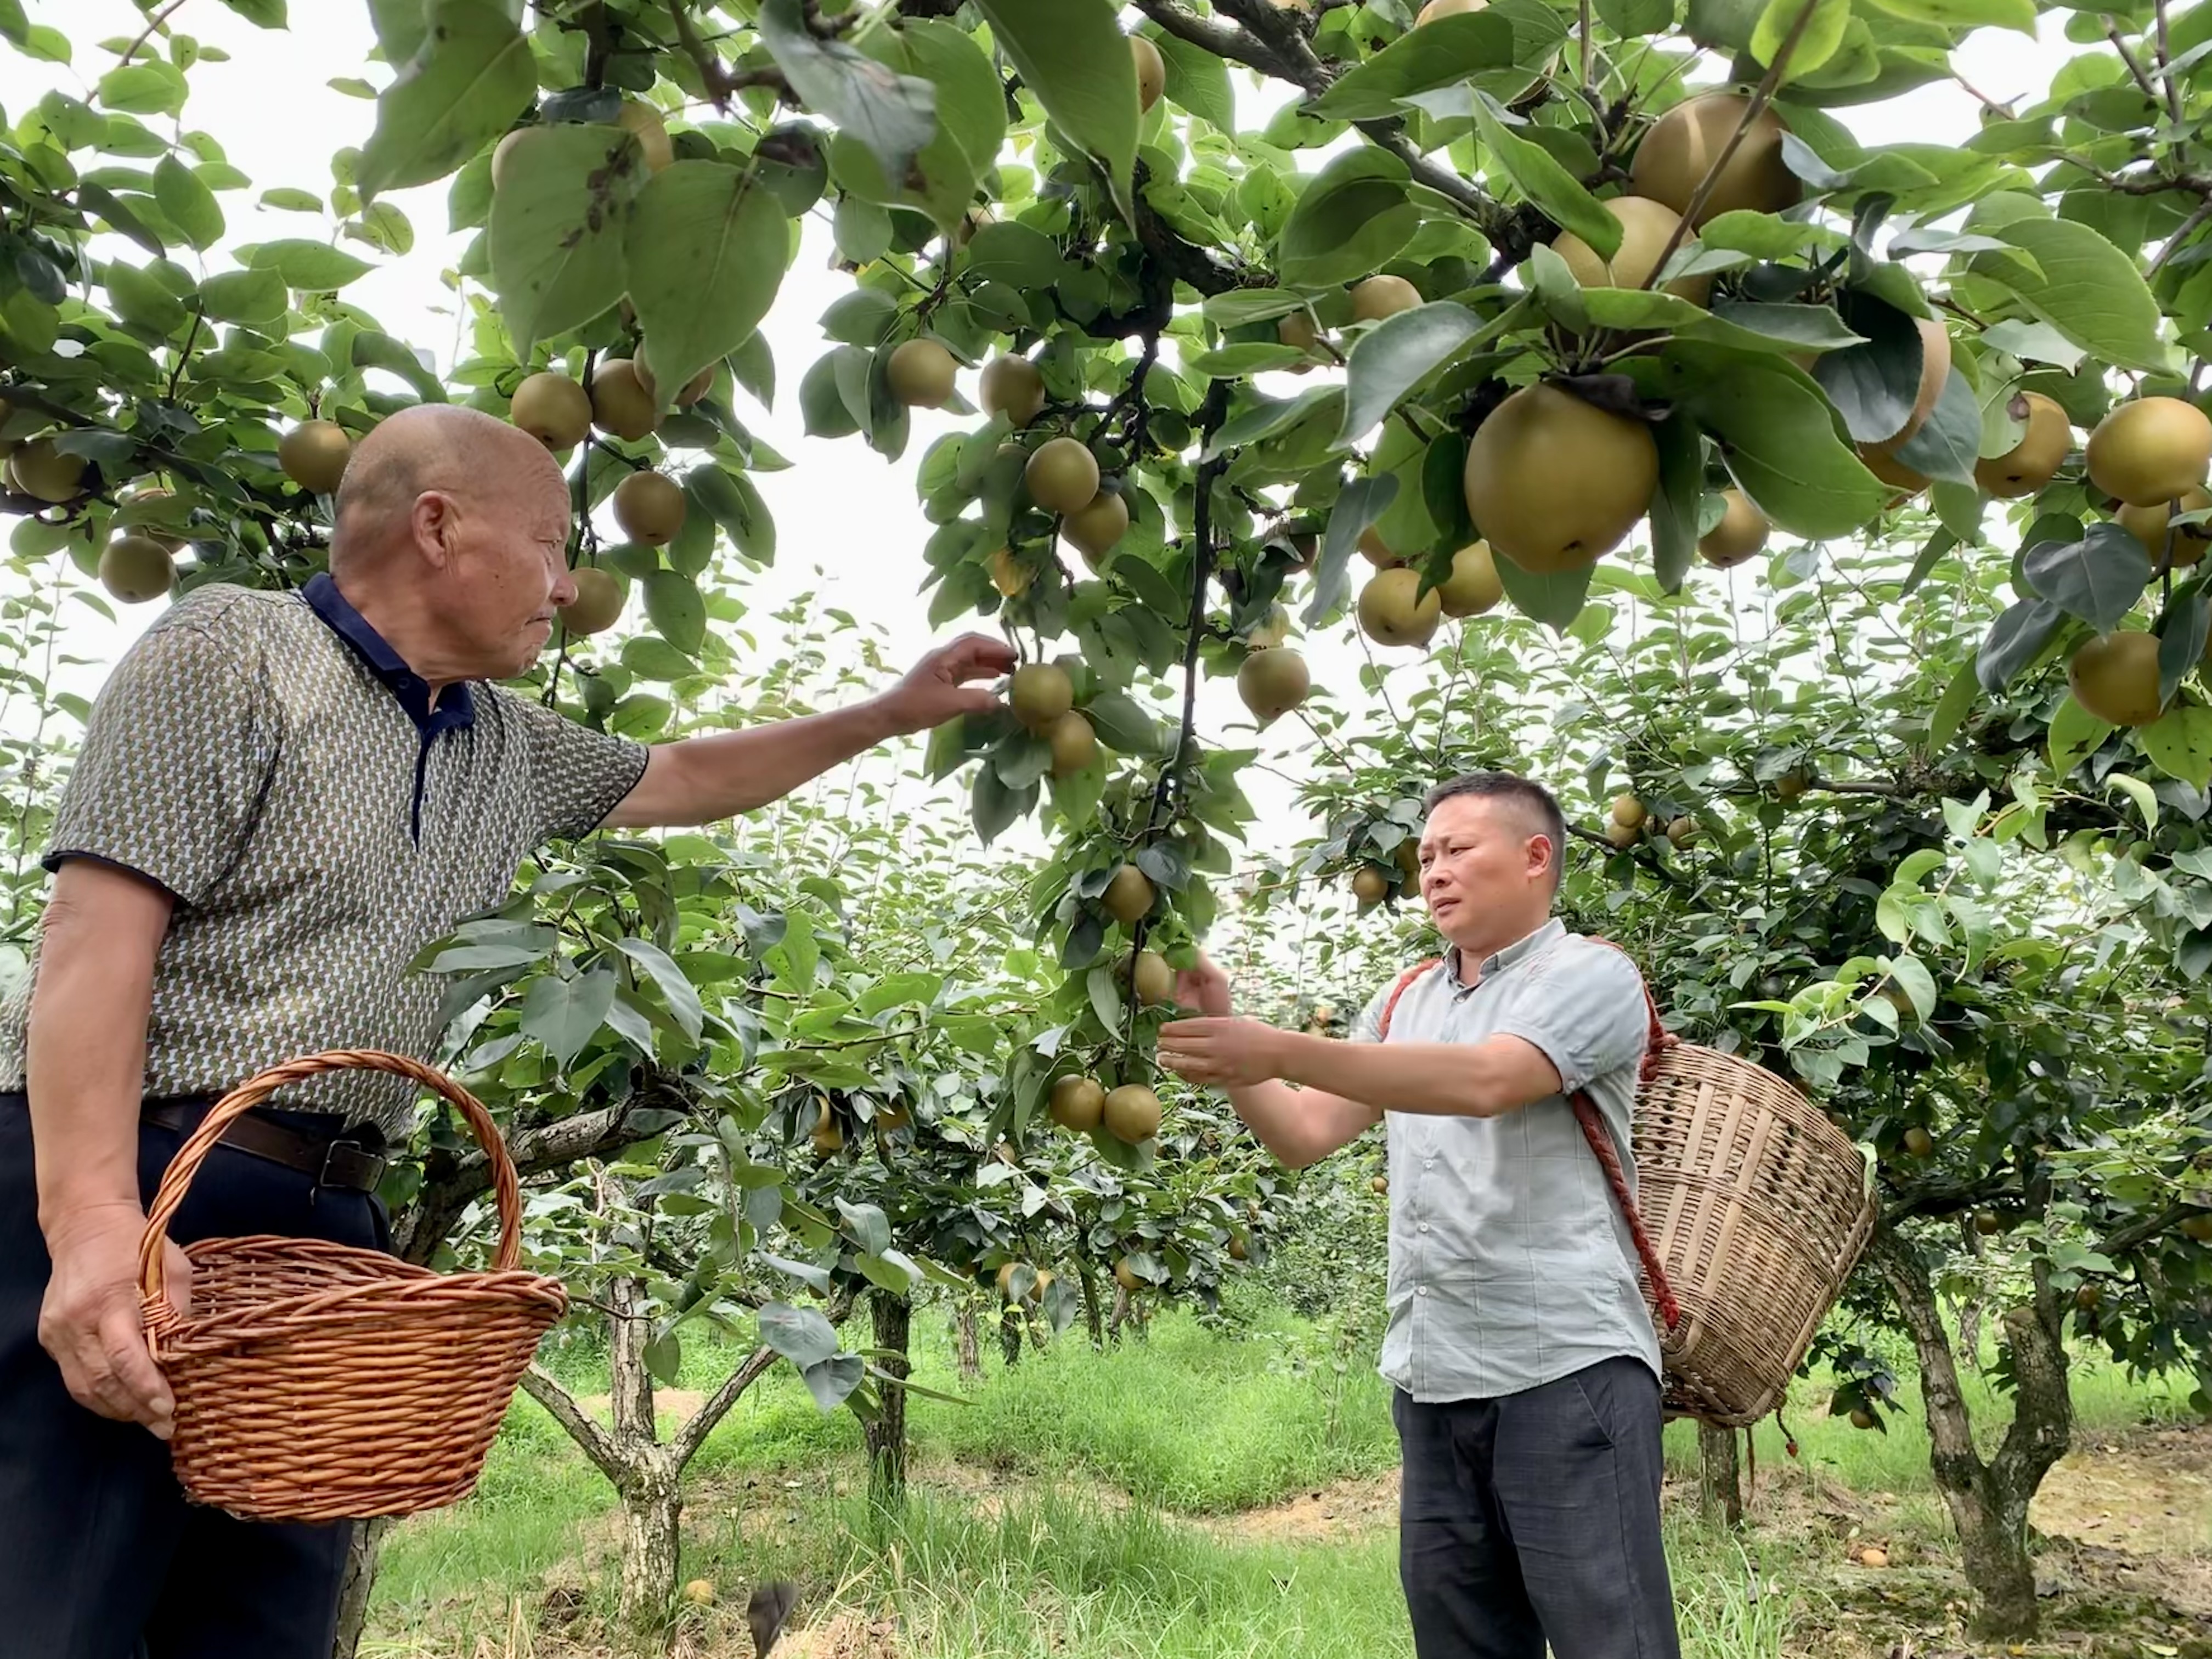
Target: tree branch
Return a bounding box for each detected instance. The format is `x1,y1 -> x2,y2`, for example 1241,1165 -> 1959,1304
1987,1264 -> 2072,1500
520,1363 -> 629,1485
670,1342 -> 781,1467
1130,0 -> 1278,75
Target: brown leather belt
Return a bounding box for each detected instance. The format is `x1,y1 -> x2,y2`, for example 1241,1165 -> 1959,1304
140,1101 -> 388,1193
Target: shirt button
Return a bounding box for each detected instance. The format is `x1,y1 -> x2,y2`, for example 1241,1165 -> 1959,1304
1417,1286 -> 1428,1297
1424,1158 -> 1435,1170
1419,1222 -> 1430,1233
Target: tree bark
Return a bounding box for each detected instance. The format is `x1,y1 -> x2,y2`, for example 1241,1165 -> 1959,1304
1079,1261 -> 1105,1347
1698,1423 -> 1743,1529
865,1290 -> 911,1510
954,1302 -> 981,1383
615,1451 -> 684,1639
1867,1223 -> 2072,1640
1109,1282 -> 1130,1341
998,1299 -> 1022,1366
329,1517 -> 394,1659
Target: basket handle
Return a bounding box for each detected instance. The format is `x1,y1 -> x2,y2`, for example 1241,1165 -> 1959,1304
138,1049 -> 524,1334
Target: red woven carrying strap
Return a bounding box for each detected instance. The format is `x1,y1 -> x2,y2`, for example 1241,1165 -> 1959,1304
1375,940 -> 1683,1333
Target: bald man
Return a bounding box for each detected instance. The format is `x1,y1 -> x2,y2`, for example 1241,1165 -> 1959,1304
0,405 -> 1015,1658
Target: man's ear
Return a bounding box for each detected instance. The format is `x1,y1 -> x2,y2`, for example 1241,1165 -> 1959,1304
410,490 -> 460,569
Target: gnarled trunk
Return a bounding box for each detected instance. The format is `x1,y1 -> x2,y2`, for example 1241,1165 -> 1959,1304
1698,1423 -> 1743,1529
615,1451 -> 684,1639
1868,1223 -> 2070,1639
1079,1262 -> 1105,1348
865,1290 -> 911,1509
329,1517 -> 393,1659
998,1300 -> 1022,1366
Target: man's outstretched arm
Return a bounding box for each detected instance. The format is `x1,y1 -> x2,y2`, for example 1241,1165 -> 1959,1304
605,633 -> 1017,828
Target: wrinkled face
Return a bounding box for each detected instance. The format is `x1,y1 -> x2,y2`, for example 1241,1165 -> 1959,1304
1414,793 -> 1554,934
433,471 -> 575,677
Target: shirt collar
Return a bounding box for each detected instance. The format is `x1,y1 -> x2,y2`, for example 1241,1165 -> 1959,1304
303,572 -> 474,735
1447,916 -> 1566,988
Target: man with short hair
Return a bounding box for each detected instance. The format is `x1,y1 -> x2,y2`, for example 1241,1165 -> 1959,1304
1160,770 -> 1680,1659
0,403 -> 1016,1658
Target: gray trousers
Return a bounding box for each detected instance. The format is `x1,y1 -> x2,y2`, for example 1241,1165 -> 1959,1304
1391,1356 -> 1681,1659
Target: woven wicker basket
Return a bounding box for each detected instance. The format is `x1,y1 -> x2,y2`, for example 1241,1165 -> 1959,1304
137,1051 -> 568,1523
1379,952 -> 1878,1429
1632,1041 -> 1877,1426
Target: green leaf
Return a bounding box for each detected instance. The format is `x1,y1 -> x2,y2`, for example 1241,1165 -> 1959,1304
1978,318 -> 2086,370
2021,524 -> 2151,631
972,0 -> 1138,224
259,187 -> 324,214
153,156 -> 223,252
1974,597 -> 2063,691
1186,343 -> 1312,378
827,20 -> 1003,234
1310,12 -> 1520,120
1650,414 -> 1704,594
963,221 -> 1065,289
1085,964 -> 1124,1032
801,1352 -> 865,1412
357,0 -> 536,199
972,767 -> 1026,845
1661,346 -> 1888,537
835,1198 -> 894,1256
615,937 -> 704,1041
1889,367 -> 1982,487
368,0 -> 430,61
520,968 -> 618,1068
1860,0 -> 2034,32
198,266 -> 286,324
1886,952 -> 1937,1019
1278,148 -> 1421,287
104,262 -> 188,336
1337,301 -> 1485,447
760,0 -> 935,201
1979,218 -> 2172,374
351,329 -> 447,400
1082,692 -> 1158,754
75,183 -> 165,259
1493,548 -> 1595,631
856,972 -> 942,1015
2159,584 -> 2212,702
2046,695 -> 2113,776
1471,98 -> 1619,261
1927,652 -> 1979,751
759,1301 -> 841,1369
644,569 -> 707,655
1704,301 -> 1865,352
97,63 -> 188,116
1204,385 -> 1344,457
1813,296 -> 1928,444
644,1329 -> 682,1387
1147,25 -> 1234,131
218,0 -> 287,22
1305,473 -> 1398,627
245,238 -> 376,290
630,165 -> 789,411
1597,0 -> 1675,36
2141,706 -> 2212,789
2111,770 -> 2160,831
1201,288 -> 1307,328
1750,0 -> 1853,82
487,124 -> 642,360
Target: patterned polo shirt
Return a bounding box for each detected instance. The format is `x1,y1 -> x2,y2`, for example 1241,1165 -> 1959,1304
0,574 -> 650,1139
1351,917 -> 1663,1402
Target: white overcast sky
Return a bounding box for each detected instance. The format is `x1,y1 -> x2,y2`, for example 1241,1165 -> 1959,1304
2,1 -> 2074,862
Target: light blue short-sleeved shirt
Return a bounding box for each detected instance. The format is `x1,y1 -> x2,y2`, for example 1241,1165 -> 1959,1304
1351,917 -> 1663,1402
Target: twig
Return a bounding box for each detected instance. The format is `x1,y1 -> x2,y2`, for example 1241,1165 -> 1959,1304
2104,15 -> 2167,108
2149,199 -> 2212,276
1641,0 -> 1829,289
164,303 -> 204,402
520,1364 -> 627,1483
2156,0 -> 2190,136
120,0 -> 191,65
671,1342 -> 783,1465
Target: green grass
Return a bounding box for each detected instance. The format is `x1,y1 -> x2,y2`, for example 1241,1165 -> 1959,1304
366,1306 -> 2201,1658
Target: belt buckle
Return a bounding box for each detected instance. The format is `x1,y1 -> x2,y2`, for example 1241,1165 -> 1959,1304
319,1139 -> 387,1192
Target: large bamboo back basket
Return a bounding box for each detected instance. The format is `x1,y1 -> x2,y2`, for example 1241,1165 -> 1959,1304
137,1051 -> 568,1523
1379,952 -> 1877,1429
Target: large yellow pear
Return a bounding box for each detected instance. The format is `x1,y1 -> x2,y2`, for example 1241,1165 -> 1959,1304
1628,93 -> 1801,227
2068,631 -> 2165,726
1436,542 -> 1503,616
2086,396 -> 2212,507
1464,383 -> 1658,572
1867,317 -> 1951,449
1103,1084 -> 1162,1143
1063,491 -> 1130,563
1974,392 -> 2071,499
1357,568 -> 1442,647
590,358 -> 663,442
611,469 -> 686,545
1009,662 -> 1074,732
1551,197 -> 1709,303
1026,438 -> 1101,515
1351,275 -> 1421,321
511,371 -> 592,450
1049,1075 -> 1106,1132
1131,36 -> 1166,112
615,101 -> 673,171
1103,864 -> 1155,926
1698,489 -> 1769,568
278,420 -> 352,494
560,567 -> 628,636
1237,647 -> 1311,721
1046,712 -> 1097,777
99,535 -> 174,604
980,356 -> 1046,426
2117,487 -> 2212,567
886,338 -> 958,409
5,438 -> 87,503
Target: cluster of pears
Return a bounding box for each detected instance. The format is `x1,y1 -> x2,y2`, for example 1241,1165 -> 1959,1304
2059,396 -> 2212,728
1276,272 -> 1424,370
1348,837 -> 1423,911
1009,659 -> 1104,780
1047,1070 -> 1163,1144
1353,535 -> 1504,650
996,1261 -> 1055,1304
1603,793 -> 1697,850
506,353 -> 712,640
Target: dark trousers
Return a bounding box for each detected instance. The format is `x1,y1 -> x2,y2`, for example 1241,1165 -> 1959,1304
1392,1356 -> 1681,1659
0,1094 -> 391,1659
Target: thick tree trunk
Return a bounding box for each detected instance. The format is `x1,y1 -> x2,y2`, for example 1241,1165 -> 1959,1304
1698,1423 -> 1743,1529
329,1517 -> 393,1658
1109,1283 -> 1130,1341
865,1290 -> 911,1509
1868,1224 -> 2071,1640
954,1302 -> 981,1384
998,1300 -> 1022,1366
616,1452 -> 684,1639
1080,1262 -> 1105,1347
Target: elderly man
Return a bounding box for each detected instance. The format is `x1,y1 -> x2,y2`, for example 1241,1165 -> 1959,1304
1160,771 -> 1680,1659
0,404 -> 1014,1658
